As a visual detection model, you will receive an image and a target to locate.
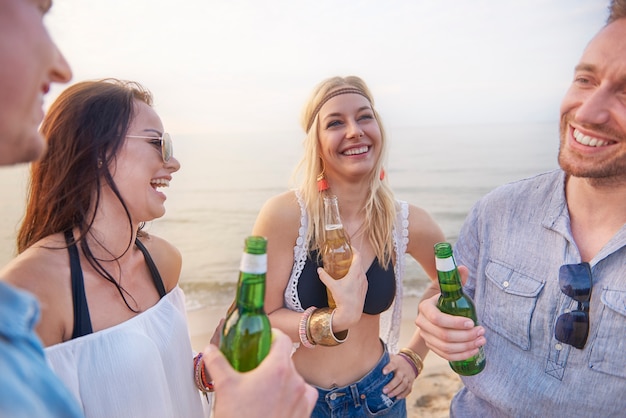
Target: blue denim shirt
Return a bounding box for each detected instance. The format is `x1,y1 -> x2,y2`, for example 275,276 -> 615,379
452,170 -> 626,418
0,282 -> 83,418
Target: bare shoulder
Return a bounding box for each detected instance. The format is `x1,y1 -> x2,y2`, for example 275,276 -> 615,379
1,234 -> 70,294
258,191 -> 301,218
254,190 -> 301,234
136,233 -> 182,292
406,203 -> 444,238
1,234 -> 73,345
405,203 -> 445,279
253,192 -> 302,312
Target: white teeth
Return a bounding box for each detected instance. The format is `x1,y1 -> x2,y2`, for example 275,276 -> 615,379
343,146 -> 369,156
573,129 -> 608,147
150,179 -> 170,188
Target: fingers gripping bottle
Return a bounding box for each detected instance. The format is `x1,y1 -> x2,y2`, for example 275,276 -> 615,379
434,242 -> 486,376
220,236 -> 271,372
321,195 -> 353,309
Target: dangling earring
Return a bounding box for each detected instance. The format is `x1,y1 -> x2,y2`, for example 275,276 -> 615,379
97,159 -> 103,169
379,168 -> 385,181
317,167 -> 329,192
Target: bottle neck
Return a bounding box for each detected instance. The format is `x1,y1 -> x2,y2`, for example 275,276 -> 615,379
436,256 -> 464,299
240,252 -> 267,274
237,274 -> 266,310
237,249 -> 267,311
324,196 -> 343,228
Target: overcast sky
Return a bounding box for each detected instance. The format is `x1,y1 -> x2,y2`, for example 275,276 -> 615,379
45,0 -> 608,134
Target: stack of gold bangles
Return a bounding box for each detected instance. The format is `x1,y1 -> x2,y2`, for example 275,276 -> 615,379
398,347 -> 424,377
299,306 -> 348,347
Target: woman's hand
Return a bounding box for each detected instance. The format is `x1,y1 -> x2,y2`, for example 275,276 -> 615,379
317,249 -> 367,331
381,354 -> 417,399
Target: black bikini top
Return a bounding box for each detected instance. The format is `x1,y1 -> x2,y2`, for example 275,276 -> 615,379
64,230 -> 166,339
297,250 -> 396,315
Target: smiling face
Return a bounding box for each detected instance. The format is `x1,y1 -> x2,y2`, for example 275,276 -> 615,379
558,18 -> 626,182
111,100 -> 180,223
0,0 -> 72,165
316,92 -> 382,182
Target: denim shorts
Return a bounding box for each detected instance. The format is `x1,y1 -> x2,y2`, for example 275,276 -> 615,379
311,346 -> 407,418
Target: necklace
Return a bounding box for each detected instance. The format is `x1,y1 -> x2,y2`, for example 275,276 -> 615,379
346,219 -> 366,250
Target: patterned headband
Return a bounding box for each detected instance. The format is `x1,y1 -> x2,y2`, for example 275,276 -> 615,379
306,87 -> 370,132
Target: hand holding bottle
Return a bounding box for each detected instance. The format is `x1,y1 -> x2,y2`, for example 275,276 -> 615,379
203,329 -> 317,418
415,263 -> 487,363
321,195 -> 353,308
433,242 -> 486,375
317,248 -> 367,332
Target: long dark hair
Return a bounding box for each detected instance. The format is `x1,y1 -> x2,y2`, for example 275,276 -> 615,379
18,78 -> 154,311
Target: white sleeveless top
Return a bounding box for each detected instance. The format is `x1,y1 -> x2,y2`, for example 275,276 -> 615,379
45,286 -> 208,418
284,192 -> 409,353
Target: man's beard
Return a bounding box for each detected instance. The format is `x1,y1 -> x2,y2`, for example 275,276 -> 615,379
558,113 -> 626,185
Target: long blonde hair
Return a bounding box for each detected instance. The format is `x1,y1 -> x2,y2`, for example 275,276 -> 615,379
291,76 -> 397,267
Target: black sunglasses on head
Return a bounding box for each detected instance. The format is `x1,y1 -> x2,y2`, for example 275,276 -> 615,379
555,262 -> 592,349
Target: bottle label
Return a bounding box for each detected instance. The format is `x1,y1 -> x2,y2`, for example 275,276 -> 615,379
436,256 -> 456,272
240,253 -> 267,274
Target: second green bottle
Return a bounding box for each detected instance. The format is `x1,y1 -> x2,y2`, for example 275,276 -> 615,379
220,236 -> 271,372
434,242 -> 486,376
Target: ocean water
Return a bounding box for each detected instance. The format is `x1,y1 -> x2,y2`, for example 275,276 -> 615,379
0,122 -> 559,310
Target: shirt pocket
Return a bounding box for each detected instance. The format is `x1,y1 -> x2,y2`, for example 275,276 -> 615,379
589,288 -> 626,379
482,261 -> 545,350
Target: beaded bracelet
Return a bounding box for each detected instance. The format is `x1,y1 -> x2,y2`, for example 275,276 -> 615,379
193,353 -> 215,393
399,347 -> 424,377
299,306 -> 317,348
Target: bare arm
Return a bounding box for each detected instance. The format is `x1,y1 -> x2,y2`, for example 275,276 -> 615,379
381,204 -> 445,398
402,204 -> 446,356
251,191 -> 305,342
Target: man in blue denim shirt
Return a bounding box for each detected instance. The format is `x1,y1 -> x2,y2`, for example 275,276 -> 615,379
0,0 -> 82,417
416,1 -> 626,417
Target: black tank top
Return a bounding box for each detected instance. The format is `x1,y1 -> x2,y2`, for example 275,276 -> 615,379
64,230 -> 167,339
297,249 -> 395,315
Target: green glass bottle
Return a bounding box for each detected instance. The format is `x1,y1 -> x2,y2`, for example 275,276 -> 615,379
220,236 -> 271,372
434,242 -> 486,376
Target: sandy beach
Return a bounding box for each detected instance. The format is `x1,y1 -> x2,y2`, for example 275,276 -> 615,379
186,296 -> 463,418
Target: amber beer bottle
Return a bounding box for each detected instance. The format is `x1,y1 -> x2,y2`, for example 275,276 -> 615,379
220,236 -> 271,372
321,195 -> 352,308
434,242 -> 486,376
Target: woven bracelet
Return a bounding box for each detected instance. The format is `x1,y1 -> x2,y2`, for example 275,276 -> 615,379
193,353 -> 215,393
299,306 -> 317,348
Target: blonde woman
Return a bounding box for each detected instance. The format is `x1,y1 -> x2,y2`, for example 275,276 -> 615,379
252,75 -> 445,417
